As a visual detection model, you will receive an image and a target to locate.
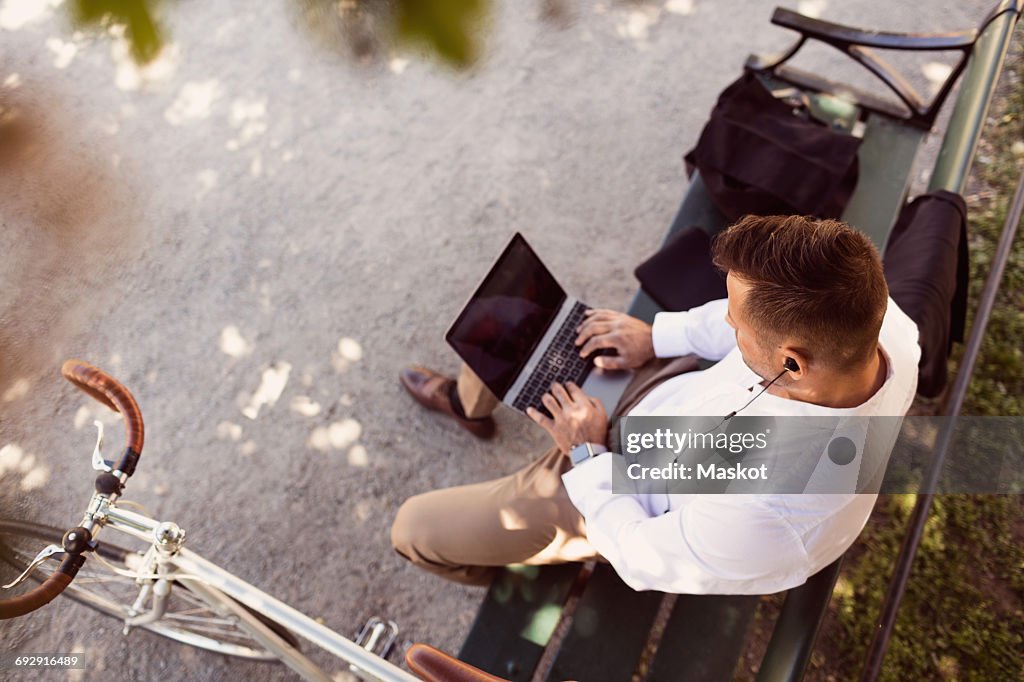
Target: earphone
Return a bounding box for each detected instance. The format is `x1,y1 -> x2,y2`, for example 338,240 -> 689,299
669,358 -> 799,466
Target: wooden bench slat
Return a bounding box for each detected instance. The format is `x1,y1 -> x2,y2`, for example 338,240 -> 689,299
542,564 -> 664,681
840,115 -> 926,250
458,563 -> 583,681
647,594 -> 759,682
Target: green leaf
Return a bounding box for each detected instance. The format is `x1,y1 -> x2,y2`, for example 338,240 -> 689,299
395,0 -> 489,68
70,0 -> 164,64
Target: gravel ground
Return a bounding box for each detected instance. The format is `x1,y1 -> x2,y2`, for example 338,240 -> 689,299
0,0 -> 993,679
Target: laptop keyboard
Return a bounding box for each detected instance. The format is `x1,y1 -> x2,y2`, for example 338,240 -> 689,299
512,302 -> 593,414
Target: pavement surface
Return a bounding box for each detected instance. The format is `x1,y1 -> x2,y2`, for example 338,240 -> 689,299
0,0 -> 994,679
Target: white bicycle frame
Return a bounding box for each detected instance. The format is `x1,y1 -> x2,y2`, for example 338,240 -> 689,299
91,501 -> 419,682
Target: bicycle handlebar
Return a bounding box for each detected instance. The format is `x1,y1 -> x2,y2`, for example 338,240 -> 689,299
61,359 -> 145,476
0,362 -> 143,620
0,554 -> 85,620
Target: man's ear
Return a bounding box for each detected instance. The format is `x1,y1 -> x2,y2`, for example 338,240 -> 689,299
779,346 -> 808,379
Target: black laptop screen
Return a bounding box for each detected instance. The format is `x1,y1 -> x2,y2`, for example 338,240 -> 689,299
445,234 -> 567,399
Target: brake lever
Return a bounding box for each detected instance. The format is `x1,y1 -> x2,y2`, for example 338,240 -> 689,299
92,419 -> 113,473
2,544 -> 63,589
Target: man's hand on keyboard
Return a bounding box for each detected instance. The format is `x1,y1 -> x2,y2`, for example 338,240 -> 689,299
527,382 -> 608,455
575,309 -> 654,370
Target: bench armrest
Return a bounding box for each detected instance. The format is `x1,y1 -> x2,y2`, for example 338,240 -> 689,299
747,2 -> 1024,129
771,8 -> 976,51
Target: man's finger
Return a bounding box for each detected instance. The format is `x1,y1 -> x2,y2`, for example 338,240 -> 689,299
584,308 -> 617,318
575,320 -> 612,345
526,407 -> 553,430
566,382 -> 587,401
579,336 -> 616,358
594,354 -> 628,370
550,382 -> 572,406
541,392 -> 561,413
578,312 -> 617,329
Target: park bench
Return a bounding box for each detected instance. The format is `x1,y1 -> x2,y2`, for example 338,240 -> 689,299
407,2 -> 1023,681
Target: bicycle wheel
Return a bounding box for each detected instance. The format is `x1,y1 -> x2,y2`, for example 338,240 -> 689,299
0,519 -> 300,659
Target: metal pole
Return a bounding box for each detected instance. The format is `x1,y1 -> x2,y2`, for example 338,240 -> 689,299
928,2 -> 1020,194
860,168 -> 1024,681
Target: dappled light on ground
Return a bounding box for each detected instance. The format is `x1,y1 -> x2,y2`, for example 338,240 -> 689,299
309,418 -> 363,451
348,444 -> 369,467
354,499 -> 373,521
332,337 -> 364,372
73,403 -> 121,431
664,0 -> 695,16
608,1 -> 705,48
615,5 -> 661,43
388,57 -> 410,74
242,362 -> 292,419
45,36 -> 77,69
111,34 -> 179,91
797,0 -> 829,18
0,0 -> 61,31
226,96 -> 268,150
0,443 -> 51,492
164,80 -> 222,126
219,325 -> 253,357
2,377 -> 32,403
290,395 -> 322,417
923,61 -> 955,94
196,169 -> 218,199
307,416 -> 371,468
216,421 -> 243,441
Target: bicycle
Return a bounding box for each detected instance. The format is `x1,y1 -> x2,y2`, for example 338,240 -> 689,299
0,360 -> 424,681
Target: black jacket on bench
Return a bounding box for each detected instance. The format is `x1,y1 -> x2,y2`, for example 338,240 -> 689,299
883,190 -> 969,399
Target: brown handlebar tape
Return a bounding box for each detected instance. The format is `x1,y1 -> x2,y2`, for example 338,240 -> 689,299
0,570 -> 73,620
61,360 -> 144,456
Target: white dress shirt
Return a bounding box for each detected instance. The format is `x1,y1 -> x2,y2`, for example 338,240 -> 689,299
561,297 -> 920,594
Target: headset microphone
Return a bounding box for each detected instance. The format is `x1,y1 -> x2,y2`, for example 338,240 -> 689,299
723,365 -> 789,421
667,358 -> 802,483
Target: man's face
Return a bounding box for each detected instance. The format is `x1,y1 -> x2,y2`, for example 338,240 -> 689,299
724,272 -> 778,381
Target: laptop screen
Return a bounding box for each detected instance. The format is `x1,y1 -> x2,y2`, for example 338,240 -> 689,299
445,233 -> 567,399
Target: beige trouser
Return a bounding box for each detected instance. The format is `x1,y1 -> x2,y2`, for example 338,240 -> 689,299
390,356 -> 700,585
455,364 -> 500,419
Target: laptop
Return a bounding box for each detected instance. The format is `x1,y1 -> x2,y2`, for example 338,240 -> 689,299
445,233 -> 634,417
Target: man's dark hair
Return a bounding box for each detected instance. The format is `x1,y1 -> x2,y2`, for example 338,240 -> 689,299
711,215 -> 888,370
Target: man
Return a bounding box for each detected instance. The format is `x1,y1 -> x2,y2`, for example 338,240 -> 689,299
391,215 -> 920,593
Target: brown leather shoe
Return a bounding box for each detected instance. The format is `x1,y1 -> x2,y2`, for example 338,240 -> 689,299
399,365 -> 496,439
